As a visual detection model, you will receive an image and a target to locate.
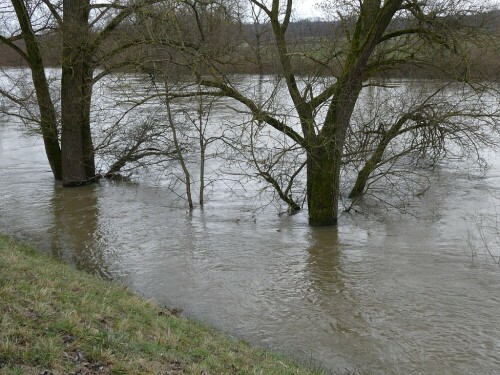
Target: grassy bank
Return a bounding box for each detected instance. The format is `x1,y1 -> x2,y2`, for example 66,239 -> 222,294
0,236 -> 322,375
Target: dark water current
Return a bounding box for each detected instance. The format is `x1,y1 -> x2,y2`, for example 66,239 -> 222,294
2,123 -> 500,375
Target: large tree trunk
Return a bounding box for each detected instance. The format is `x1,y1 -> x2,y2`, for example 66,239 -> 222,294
306,144 -> 342,226
61,0 -> 94,186
306,0 -> 404,224
11,0 -> 62,180
81,61 -> 96,178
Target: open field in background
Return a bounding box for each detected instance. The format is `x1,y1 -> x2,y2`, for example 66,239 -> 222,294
0,17 -> 498,79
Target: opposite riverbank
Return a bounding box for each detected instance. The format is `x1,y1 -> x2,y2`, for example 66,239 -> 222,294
0,236 -> 323,375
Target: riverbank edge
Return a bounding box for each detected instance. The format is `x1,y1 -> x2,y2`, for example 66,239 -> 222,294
0,235 -> 324,375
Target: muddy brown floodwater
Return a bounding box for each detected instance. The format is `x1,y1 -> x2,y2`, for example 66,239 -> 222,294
1,87 -> 500,374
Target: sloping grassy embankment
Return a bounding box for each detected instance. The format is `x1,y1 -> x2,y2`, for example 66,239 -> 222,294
0,236 -> 323,375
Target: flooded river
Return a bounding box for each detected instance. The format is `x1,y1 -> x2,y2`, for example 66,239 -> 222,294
1,81 -> 500,374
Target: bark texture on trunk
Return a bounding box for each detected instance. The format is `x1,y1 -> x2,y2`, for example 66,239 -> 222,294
61,0 -> 94,186
306,144 -> 341,226
81,61 -> 96,179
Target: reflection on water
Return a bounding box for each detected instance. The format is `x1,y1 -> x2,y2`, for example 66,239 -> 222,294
49,185 -> 112,278
307,228 -> 344,302
2,121 -> 500,375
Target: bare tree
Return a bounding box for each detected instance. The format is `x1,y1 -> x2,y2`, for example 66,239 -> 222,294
1,0 -> 498,224
346,82 -> 499,201
7,0 -> 62,179
155,0 -> 500,225
0,0 -> 166,185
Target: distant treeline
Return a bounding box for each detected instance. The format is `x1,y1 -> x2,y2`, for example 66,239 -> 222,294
1,10 -> 499,79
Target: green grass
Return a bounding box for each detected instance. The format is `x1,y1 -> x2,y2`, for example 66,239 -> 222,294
0,235 -> 324,375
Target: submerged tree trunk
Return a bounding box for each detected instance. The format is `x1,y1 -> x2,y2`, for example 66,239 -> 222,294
306,142 -> 342,226
307,77 -> 361,224
164,90 -> 194,209
61,0 -> 95,186
11,0 -> 62,180
306,0 -> 404,225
